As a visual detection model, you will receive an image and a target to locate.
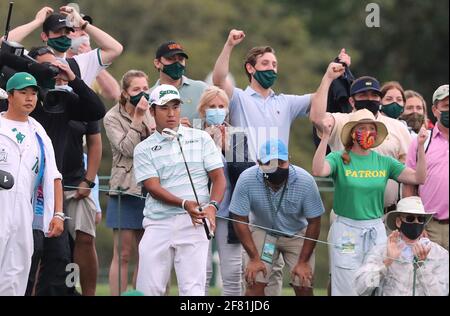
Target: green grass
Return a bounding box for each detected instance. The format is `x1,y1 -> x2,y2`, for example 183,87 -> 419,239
93,284 -> 327,296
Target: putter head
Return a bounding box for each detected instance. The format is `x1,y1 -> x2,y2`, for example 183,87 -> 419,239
0,169 -> 14,190
161,128 -> 179,140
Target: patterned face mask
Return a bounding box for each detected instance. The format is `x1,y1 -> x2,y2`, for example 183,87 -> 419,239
352,130 -> 377,149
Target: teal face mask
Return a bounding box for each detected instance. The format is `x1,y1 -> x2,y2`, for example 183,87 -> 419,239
162,62 -> 185,80
205,108 -> 227,126
381,102 -> 404,119
47,35 -> 72,53
129,91 -> 150,106
439,110 -> 449,128
253,70 -> 277,89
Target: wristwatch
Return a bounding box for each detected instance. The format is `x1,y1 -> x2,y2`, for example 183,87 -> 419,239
208,200 -> 220,212
83,177 -> 96,189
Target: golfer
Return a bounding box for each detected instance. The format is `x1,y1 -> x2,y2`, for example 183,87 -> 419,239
133,84 -> 226,296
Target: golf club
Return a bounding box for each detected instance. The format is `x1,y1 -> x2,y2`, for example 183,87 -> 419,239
0,169 -> 14,190
162,128 -> 213,240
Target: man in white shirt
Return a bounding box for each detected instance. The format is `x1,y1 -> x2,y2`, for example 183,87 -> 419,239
134,85 -> 226,296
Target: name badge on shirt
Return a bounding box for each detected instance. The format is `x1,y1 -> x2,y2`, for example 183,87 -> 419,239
261,233 -> 277,264
340,231 -> 356,254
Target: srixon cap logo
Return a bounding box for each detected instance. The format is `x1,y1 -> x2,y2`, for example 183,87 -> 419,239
159,89 -> 179,98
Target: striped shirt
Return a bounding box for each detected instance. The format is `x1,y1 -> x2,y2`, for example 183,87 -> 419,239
134,125 -> 223,220
229,165 -> 324,236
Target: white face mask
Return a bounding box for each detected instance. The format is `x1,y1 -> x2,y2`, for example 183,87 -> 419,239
70,35 -> 90,53
55,84 -> 73,93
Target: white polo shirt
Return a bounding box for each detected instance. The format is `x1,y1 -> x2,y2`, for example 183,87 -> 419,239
134,125 -> 223,220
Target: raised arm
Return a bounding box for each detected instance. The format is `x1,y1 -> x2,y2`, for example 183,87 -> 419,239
60,6 -> 123,65
310,61 -> 345,129
1,7 -> 53,43
312,116 -> 334,177
212,29 -> 245,98
95,70 -> 121,101
397,128 -> 427,185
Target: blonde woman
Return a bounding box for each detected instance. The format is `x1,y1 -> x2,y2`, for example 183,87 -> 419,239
312,109 -> 427,296
402,90 -> 431,135
197,86 -> 243,296
104,70 -> 155,295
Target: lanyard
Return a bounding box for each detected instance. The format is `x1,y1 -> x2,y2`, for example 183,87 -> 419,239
264,179 -> 287,231
32,132 -> 46,216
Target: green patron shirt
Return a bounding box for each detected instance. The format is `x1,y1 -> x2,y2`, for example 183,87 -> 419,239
326,150 -> 405,220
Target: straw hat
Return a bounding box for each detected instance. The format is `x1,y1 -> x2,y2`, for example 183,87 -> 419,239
386,196 -> 435,231
340,109 -> 388,148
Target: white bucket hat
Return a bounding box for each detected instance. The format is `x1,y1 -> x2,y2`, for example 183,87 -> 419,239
386,196 -> 435,231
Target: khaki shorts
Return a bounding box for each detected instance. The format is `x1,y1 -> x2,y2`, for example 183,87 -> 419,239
243,227 -> 315,288
64,191 -> 97,240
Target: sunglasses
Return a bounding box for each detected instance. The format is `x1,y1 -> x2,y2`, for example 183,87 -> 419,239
402,215 -> 426,224
28,47 -> 55,59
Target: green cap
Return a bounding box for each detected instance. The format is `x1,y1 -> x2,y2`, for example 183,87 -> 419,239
432,84 -> 449,104
6,72 -> 39,92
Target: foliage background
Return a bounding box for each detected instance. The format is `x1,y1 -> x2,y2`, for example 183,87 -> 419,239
1,0 -> 448,293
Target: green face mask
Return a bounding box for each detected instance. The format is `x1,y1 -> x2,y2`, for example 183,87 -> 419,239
162,62 -> 185,80
439,110 -> 449,128
47,35 -> 72,53
381,102 -> 404,119
253,70 -> 277,89
129,91 -> 150,106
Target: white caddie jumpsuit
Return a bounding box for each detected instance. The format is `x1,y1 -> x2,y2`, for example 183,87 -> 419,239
0,115 -> 60,296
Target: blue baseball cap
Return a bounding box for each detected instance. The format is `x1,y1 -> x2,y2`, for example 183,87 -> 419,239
350,76 -> 382,96
259,139 -> 289,164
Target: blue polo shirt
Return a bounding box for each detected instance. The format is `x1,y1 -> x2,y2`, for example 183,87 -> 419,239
151,76 -> 208,124
229,165 -> 324,236
134,125 -> 223,220
229,87 -> 311,160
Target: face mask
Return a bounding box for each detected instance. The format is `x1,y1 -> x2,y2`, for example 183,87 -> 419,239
129,91 -> 150,106
381,102 -> 404,119
205,108 -> 227,126
263,167 -> 289,185
70,35 -> 90,53
401,113 -> 424,133
162,62 -> 185,80
354,100 -> 381,116
400,221 -> 425,240
47,35 -> 72,53
439,110 -> 449,128
253,70 -> 277,89
55,84 -> 73,93
352,130 -> 377,149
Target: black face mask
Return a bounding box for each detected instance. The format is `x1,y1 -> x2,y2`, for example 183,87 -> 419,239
354,100 -> 381,116
399,221 -> 425,240
263,167 -> 289,185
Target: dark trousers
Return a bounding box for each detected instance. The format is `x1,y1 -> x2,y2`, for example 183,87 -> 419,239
25,227 -> 74,296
